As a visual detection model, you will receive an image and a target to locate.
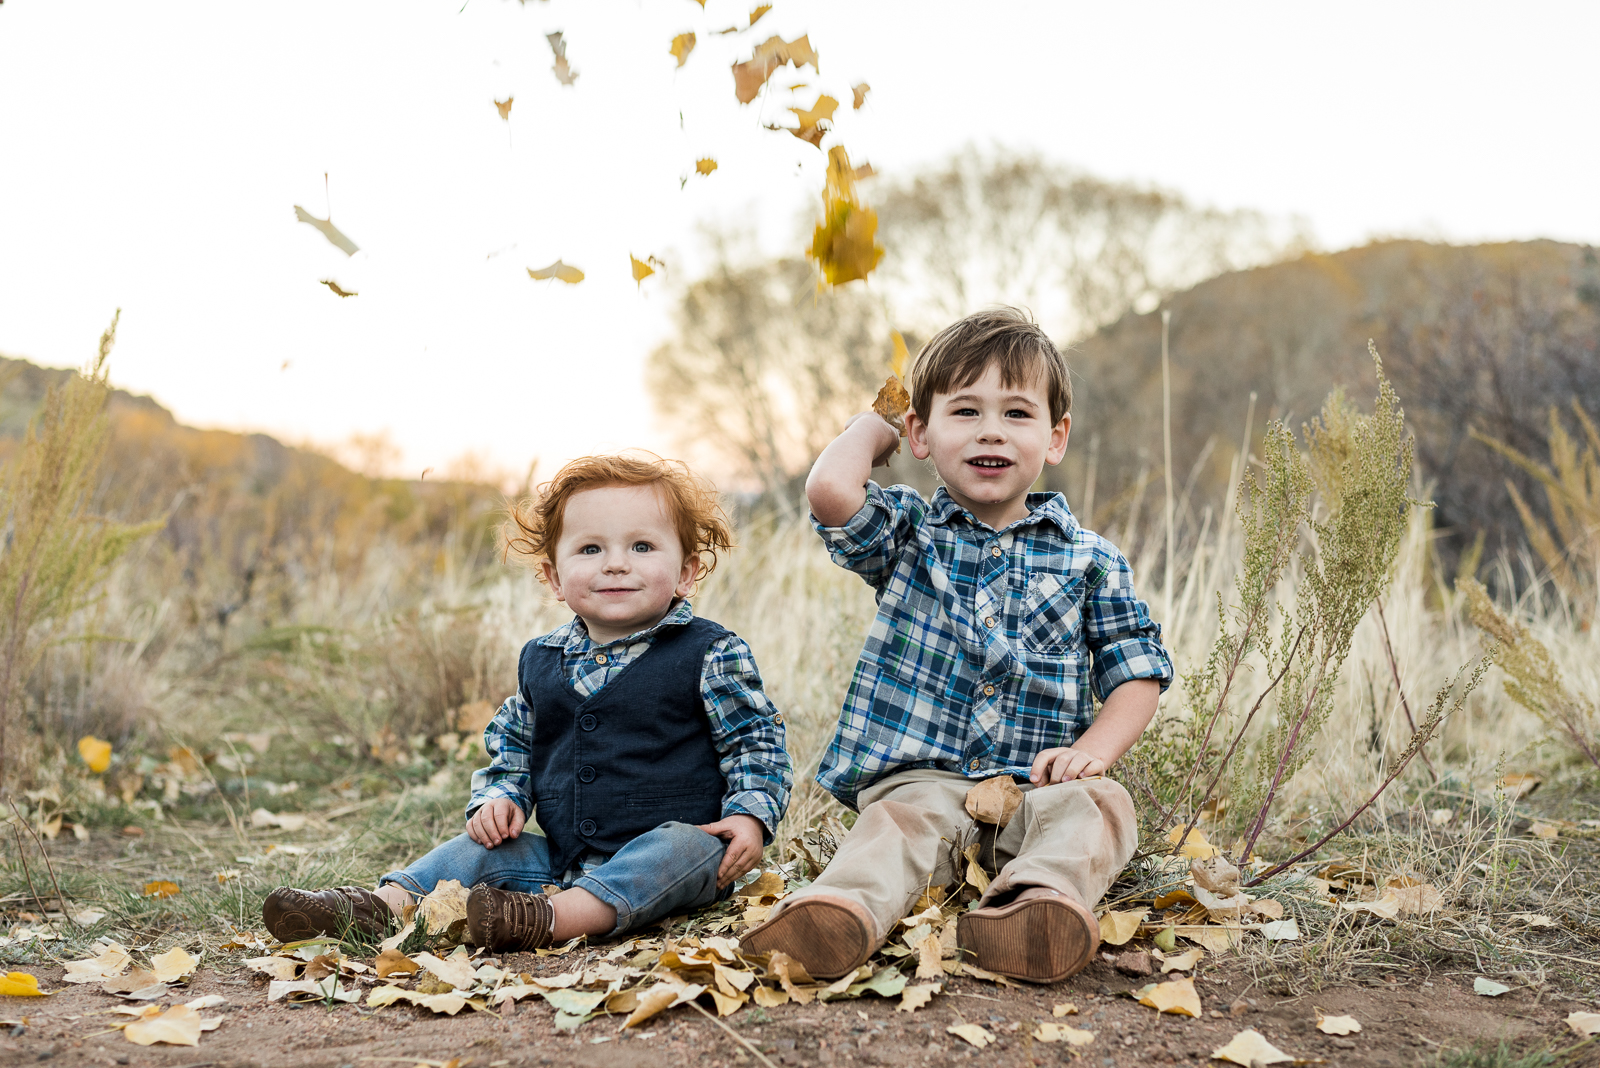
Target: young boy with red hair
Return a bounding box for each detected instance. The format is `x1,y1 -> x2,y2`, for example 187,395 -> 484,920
743,307 -> 1171,983
263,454 -> 791,950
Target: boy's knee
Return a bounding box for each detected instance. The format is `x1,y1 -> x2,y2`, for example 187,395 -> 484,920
859,799 -> 944,838
653,821 -> 726,859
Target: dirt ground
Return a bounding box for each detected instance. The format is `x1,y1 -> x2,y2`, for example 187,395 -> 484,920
3,943 -> 1592,1068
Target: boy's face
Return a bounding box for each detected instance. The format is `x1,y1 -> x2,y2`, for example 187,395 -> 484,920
541,484 -> 698,644
906,362 -> 1069,528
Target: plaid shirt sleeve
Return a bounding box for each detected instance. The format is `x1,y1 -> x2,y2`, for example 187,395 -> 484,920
813,481 -> 922,589
466,693 -> 534,819
702,633 -> 792,844
1084,542 -> 1175,701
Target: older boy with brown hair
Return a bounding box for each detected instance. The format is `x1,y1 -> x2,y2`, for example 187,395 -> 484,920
263,454 -> 791,951
743,307 -> 1172,983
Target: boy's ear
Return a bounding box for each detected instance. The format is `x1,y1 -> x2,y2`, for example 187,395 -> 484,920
1046,413 -> 1071,466
906,409 -> 932,461
674,555 -> 699,599
541,559 -> 567,601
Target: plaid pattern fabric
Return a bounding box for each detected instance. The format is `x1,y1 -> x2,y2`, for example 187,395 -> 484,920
814,483 -> 1173,809
469,600 -> 792,873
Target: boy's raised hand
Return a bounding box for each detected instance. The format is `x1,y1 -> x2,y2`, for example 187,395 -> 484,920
1028,746 -> 1107,784
696,813 -> 765,889
467,797 -> 525,849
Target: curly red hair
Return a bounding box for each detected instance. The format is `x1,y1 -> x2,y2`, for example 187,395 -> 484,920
505,453 -> 735,587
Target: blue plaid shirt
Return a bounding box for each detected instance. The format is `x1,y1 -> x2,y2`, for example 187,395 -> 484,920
468,601 -> 792,870
814,483 -> 1173,809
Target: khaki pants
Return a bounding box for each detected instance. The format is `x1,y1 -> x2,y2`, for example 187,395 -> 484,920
787,768 -> 1138,940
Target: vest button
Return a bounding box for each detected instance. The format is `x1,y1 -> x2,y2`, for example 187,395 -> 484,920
579,819 -> 597,837
580,714 -> 598,731
579,765 -> 596,783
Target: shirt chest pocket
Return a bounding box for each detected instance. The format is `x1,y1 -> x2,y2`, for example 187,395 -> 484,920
1016,573 -> 1083,656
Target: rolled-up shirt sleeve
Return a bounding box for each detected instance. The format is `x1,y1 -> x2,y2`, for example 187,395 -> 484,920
701,634 -> 792,843
812,481 -> 921,590
466,694 -> 535,819
1084,548 -> 1175,701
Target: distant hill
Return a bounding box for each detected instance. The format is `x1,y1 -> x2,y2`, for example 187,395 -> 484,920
1054,239 -> 1600,568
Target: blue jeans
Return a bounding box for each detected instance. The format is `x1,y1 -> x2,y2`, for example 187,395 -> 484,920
378,821 -> 727,938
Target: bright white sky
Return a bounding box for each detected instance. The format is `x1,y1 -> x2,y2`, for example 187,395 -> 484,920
2,1 -> 1597,483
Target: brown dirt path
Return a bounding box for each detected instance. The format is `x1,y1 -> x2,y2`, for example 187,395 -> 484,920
1,952 -> 1588,1068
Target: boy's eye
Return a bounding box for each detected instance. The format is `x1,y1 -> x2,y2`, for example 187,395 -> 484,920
952,406 -> 979,417
632,542 -> 653,553
579,544 -> 601,555
1007,408 -> 1033,419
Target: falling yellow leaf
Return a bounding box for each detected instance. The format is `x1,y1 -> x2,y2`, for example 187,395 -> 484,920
695,157 -> 718,176
494,96 -> 513,121
947,1023 -> 995,1048
293,206 -> 359,256
631,254 -> 666,287
964,776 -> 1024,827
781,93 -> 837,148
731,35 -> 819,104
124,1003 -> 208,1047
1098,909 -> 1147,947
748,4 -> 771,26
1139,976 -> 1201,1017
1167,825 -> 1220,859
143,881 -> 181,899
547,31 -> 578,86
0,971 -> 48,997
528,260 -> 585,284
898,983 -> 938,1012
1565,1012 -> 1600,1036
852,82 -> 871,109
1211,1028 -> 1292,1066
890,330 -> 910,378
148,947 -> 199,984
77,735 -> 112,773
669,33 -> 696,68
1052,1002 -> 1078,1016
1316,1012 -> 1361,1035
1033,1022 -> 1095,1045
807,145 -> 884,285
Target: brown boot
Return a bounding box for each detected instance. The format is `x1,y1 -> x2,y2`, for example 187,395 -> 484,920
957,889 -> 1098,983
466,885 -> 555,952
262,885 -> 396,944
739,894 -> 878,980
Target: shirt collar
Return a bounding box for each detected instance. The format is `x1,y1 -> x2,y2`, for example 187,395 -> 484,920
540,598 -> 696,651
927,486 -> 1078,540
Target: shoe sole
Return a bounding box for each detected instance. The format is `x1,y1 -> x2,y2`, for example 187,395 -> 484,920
740,899 -> 874,980
957,897 -> 1097,984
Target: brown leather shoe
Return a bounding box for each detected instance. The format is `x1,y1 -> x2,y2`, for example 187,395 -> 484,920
957,890 -> 1098,983
466,885 -> 555,951
262,885 -> 396,944
739,894 -> 878,980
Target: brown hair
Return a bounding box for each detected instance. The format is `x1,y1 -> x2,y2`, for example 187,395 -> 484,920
908,306 -> 1072,425
505,453 -> 735,587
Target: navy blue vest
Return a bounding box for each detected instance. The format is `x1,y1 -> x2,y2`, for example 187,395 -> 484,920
519,616 -> 728,876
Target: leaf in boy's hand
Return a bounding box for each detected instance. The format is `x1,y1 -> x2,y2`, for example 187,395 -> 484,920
293,206 -> 359,256
872,376 -> 910,439
964,776 -> 1023,827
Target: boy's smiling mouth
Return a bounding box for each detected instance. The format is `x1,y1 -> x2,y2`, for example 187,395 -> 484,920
967,455 -> 1013,469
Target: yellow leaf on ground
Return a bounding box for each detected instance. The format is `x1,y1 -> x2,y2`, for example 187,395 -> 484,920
78,736 -> 112,773
708,987 -> 747,1016
147,947 -> 198,984
1259,918 -> 1301,941
375,949 -> 420,978
914,934 -> 943,980
898,983 -> 938,1012
1565,1012 -> 1600,1036
1474,977 -> 1511,996
1191,857 -> 1242,895
244,956 -> 300,981
417,880 -> 470,931
1167,826 -> 1220,859
962,843 -> 991,894
1317,1013 -> 1361,1035
412,951 -> 475,991
624,982 -> 683,1028
143,881 -> 180,899
752,984 -> 788,1007
1211,1028 -> 1293,1066
738,869 -> 785,899
64,942 -> 133,982
1154,889 -> 1197,910
1388,883 -> 1444,914
1174,925 -> 1247,954
1341,893 -> 1400,920
1496,772 -> 1542,799
528,260 -> 584,284
124,1004 -> 205,1047
1157,947 -> 1203,972
947,1024 -> 995,1048
852,82 -> 870,109
1509,912 -> 1557,927
1248,898 -> 1285,920
1033,1022 -> 1094,1045
1052,1002 -> 1078,1016
1098,909 -> 1147,946
669,32 -> 696,67
1530,821 -> 1560,839
0,971 -> 48,997
965,776 -> 1024,827
1139,976 -> 1201,1017
494,96 -> 512,121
